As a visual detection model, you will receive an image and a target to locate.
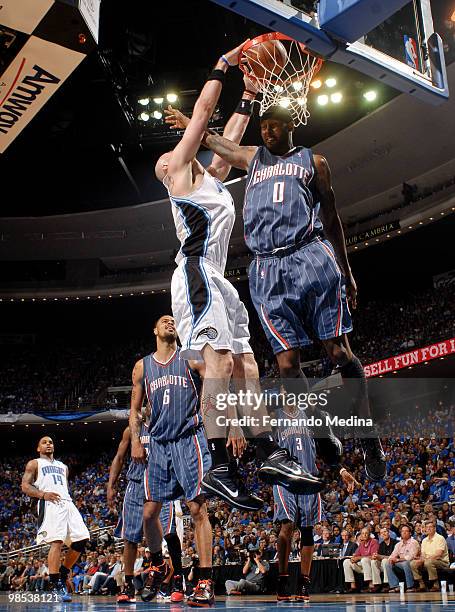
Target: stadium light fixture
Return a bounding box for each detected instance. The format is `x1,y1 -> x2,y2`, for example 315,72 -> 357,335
279,97 -> 291,108
274,84 -> 284,93
292,81 -> 303,91
153,110 -> 163,120
317,94 -> 329,106
311,79 -> 322,89
153,97 -> 164,104
331,92 -> 343,103
297,97 -> 306,106
139,112 -> 150,121
167,93 -> 178,103
363,90 -> 377,102
138,97 -> 150,106
326,77 -> 337,88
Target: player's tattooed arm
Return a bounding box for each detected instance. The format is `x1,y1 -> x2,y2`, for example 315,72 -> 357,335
129,359 -> 146,464
203,132 -> 257,172
314,154 -> 357,309
21,459 -> 60,502
107,426 -> 131,509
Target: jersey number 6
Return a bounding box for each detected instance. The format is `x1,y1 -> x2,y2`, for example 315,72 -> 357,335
163,388 -> 170,406
273,181 -> 285,204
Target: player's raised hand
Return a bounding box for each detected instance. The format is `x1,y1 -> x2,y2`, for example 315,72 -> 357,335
131,438 -> 146,464
223,39 -> 250,67
340,468 -> 360,494
243,72 -> 259,96
44,491 -> 61,503
346,273 -> 357,310
164,105 -> 190,130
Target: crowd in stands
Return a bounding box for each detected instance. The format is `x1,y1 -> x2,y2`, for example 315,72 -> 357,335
1,402 -> 455,594
0,285 -> 453,414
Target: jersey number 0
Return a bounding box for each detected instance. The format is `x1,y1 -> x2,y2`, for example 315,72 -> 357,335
273,181 -> 285,203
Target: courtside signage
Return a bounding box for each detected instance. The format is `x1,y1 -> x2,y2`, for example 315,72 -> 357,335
364,337 -> 455,377
0,36 -> 85,153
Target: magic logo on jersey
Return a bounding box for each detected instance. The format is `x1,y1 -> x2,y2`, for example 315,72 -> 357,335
41,465 -> 65,477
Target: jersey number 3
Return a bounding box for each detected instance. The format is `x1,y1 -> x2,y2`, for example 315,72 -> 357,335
273,181 -> 285,204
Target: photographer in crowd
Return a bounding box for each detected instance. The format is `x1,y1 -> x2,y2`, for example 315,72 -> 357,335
225,549 -> 269,595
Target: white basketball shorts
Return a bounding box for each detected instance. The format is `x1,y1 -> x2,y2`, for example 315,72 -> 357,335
36,497 -> 90,545
171,256 -> 252,360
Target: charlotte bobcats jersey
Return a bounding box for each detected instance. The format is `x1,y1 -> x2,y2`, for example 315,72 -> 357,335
168,171 -> 234,271
143,348 -> 202,441
125,422 -> 150,482
273,408 -> 318,476
244,146 -> 323,254
34,458 -> 71,501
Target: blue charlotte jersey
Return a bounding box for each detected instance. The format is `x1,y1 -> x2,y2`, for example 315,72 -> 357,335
143,348 -> 202,441
244,146 -> 322,254
273,408 -> 318,476
125,423 -> 149,482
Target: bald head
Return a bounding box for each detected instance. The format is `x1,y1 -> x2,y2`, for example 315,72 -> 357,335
155,152 -> 172,182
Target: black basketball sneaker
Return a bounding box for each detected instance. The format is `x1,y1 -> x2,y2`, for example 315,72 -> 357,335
141,561 -> 171,602
361,436 -> 386,481
201,464 -> 263,510
187,578 -> 215,607
295,575 -> 311,602
258,448 -> 323,493
276,575 -> 292,602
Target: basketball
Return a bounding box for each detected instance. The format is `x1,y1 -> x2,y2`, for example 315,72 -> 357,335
243,39 -> 288,80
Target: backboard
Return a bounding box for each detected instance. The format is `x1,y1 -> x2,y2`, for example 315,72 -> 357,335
209,0 -> 448,104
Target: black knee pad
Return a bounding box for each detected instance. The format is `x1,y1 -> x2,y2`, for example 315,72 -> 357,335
71,539 -> 88,553
299,526 -> 314,547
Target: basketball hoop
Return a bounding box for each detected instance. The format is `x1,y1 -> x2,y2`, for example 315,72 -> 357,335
239,32 -> 323,127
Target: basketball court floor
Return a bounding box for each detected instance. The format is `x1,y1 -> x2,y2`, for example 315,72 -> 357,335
0,593 -> 454,611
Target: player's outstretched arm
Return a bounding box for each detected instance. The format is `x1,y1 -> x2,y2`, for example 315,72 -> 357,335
107,426 -> 131,509
314,154 -> 357,309
168,41 -> 248,177
207,74 -> 258,182
129,359 -> 146,463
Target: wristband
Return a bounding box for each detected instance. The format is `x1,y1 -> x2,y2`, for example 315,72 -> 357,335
220,55 -> 230,67
235,98 -> 253,116
207,69 -> 226,84
42,492 -> 46,500
339,467 -> 347,475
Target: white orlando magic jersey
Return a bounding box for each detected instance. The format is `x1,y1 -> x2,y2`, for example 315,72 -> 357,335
34,458 -> 71,501
168,171 -> 234,271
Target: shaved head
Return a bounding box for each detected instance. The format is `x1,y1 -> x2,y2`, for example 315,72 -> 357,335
155,152 -> 172,182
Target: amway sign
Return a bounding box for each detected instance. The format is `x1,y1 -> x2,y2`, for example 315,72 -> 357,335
0,36 -> 85,153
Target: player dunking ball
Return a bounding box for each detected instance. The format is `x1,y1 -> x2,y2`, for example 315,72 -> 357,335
129,315 -> 215,607
183,103 -> 386,482
157,42 -> 322,510
21,436 -> 90,602
107,418 -> 184,603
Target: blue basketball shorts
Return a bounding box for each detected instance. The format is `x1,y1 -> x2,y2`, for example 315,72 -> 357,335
273,485 -> 323,527
249,237 -> 353,354
115,480 -> 178,542
144,427 -> 211,502
114,480 -> 144,544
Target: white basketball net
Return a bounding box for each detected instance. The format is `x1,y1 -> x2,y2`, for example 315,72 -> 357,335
241,37 -> 323,127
